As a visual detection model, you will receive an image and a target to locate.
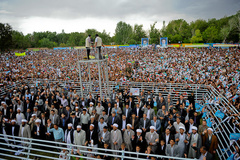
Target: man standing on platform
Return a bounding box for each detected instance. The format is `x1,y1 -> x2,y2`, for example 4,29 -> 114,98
85,35 -> 91,60
95,34 -> 104,59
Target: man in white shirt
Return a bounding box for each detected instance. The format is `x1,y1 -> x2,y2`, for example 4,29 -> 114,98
94,34 -> 104,59
85,35 -> 92,60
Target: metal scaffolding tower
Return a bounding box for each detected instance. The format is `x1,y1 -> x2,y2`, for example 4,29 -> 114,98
77,49 -> 110,99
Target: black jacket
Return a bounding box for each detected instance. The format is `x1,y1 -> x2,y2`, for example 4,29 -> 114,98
86,129 -> 98,145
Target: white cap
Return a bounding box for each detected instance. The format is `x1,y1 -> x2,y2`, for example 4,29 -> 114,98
32,114 -> 36,117
68,123 -> 73,127
35,119 -> 41,123
4,118 -> 8,121
127,124 -> 132,128
31,85 -> 34,88
192,126 -> 198,131
90,124 -> 95,127
31,91 -> 34,93
150,126 -> 156,130
179,126 -> 185,131
136,129 -> 142,133
13,90 -> 17,92
75,107 -> 79,109
17,108 -> 21,111
90,116 -> 95,119
207,128 -> 213,132
77,125 -> 81,129
113,123 -> 118,128
1,101 -> 6,104
11,120 -> 16,123
22,119 -> 27,123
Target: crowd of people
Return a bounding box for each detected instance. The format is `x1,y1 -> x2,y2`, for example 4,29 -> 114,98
0,46 -> 239,159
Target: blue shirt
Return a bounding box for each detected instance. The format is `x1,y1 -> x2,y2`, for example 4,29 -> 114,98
49,127 -> 64,141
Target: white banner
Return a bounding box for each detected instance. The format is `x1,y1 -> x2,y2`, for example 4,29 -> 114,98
130,88 -> 140,96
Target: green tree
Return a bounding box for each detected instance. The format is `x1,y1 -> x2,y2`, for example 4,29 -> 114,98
163,19 -> 191,43
220,26 -> 230,43
149,22 -> 160,44
190,29 -> 203,43
99,30 -> 111,45
202,26 -> 219,42
128,39 -> 137,44
115,21 -> 133,45
67,32 -> 84,46
132,24 -> 146,44
38,38 -> 57,48
0,23 -> 12,52
189,19 -> 208,35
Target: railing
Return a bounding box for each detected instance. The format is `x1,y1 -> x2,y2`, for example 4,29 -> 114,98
0,134 -> 193,160
23,78 -> 209,102
0,80 -> 238,160
202,85 -> 240,159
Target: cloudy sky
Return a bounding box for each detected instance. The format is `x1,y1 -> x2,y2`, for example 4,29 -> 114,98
0,0 -> 239,36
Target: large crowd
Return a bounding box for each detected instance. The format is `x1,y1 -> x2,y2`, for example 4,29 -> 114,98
0,47 -> 240,159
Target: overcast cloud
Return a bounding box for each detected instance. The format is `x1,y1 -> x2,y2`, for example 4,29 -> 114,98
0,0 -> 239,36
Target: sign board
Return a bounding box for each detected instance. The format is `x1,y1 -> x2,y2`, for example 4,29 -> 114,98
141,38 -> 149,47
160,37 -> 168,48
130,88 -> 140,96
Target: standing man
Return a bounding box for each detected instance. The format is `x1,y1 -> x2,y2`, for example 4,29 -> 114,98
48,124 -> 65,151
95,34 -> 104,59
110,123 -> 122,155
64,123 -> 74,149
145,126 -> 159,153
73,125 -> 86,159
165,139 -> 180,158
18,119 -> 31,147
186,126 -> 202,158
202,128 -> 218,155
85,35 -> 92,60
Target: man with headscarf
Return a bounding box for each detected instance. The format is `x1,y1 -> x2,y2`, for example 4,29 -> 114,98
85,124 -> 98,153
18,119 -> 31,147
110,123 -> 122,155
33,119 -> 45,140
73,125 -> 86,159
4,119 -> 19,149
15,108 -> 25,125
132,129 -> 146,152
123,124 -> 135,151
145,126 -> 159,153
186,126 -> 202,158
175,126 -> 187,157
202,128 -> 218,155
65,123 -> 74,149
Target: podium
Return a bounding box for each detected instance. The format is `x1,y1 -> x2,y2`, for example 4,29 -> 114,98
78,57 -> 109,99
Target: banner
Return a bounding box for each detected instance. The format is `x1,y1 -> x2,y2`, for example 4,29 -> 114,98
15,52 -> 26,56
185,44 -> 209,48
141,38 -> 149,47
160,37 -> 168,48
130,88 -> 140,96
53,47 -> 70,50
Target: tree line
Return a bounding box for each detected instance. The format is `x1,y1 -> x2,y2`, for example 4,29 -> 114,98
0,11 -> 239,52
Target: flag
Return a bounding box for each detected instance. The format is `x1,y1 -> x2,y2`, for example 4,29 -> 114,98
15,52 -> 26,56
230,133 -> 240,146
215,110 -> 225,119
206,118 -> 212,127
